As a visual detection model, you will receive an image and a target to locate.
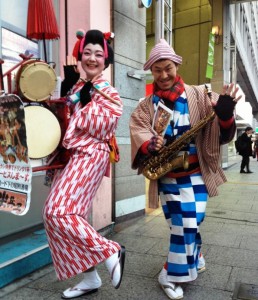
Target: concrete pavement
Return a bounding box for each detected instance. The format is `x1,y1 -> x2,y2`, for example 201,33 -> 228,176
1,155 -> 258,300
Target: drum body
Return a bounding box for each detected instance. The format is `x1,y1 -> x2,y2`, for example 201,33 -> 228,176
24,104 -> 61,159
16,60 -> 57,102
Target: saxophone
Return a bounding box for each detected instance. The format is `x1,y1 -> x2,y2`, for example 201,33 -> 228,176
142,111 -> 215,180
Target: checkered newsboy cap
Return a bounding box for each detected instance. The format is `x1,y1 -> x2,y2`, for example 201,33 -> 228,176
143,39 -> 182,71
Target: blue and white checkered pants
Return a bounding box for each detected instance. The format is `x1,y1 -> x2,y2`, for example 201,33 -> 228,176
159,172 -> 208,282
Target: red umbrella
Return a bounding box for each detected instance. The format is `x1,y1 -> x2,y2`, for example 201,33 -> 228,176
26,0 -> 60,61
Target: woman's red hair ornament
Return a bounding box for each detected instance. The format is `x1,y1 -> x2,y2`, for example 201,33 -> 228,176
72,29 -> 85,61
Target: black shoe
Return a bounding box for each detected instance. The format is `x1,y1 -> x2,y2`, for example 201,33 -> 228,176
247,171 -> 253,173
240,170 -> 247,173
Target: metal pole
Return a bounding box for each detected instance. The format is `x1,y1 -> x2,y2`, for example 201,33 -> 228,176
169,0 -> 172,45
65,0 -> 68,63
155,0 -> 160,44
161,0 -> 164,39
155,0 -> 163,44
164,0 -> 172,45
232,1 -> 237,84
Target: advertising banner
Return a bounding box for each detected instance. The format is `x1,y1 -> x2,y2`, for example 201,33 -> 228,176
0,94 -> 32,215
206,32 -> 215,79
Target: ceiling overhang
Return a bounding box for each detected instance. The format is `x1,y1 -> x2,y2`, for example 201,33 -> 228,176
230,0 -> 258,3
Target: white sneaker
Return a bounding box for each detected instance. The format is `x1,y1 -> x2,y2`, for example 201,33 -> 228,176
158,268 -> 184,300
197,253 -> 206,273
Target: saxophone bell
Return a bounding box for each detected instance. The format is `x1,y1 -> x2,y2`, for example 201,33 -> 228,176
143,151 -> 189,180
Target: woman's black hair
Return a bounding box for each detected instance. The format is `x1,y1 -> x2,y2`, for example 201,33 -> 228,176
81,29 -> 114,69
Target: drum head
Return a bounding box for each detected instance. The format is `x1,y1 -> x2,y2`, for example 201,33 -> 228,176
24,105 -> 61,159
19,62 -> 57,102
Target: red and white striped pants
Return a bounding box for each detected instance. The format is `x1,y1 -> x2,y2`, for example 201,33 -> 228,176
43,149 -> 120,280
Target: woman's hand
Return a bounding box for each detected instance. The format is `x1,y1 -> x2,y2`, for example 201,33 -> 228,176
65,55 -> 78,69
61,55 -> 80,97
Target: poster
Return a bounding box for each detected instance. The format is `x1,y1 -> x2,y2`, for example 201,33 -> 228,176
0,94 -> 32,215
152,101 -> 173,136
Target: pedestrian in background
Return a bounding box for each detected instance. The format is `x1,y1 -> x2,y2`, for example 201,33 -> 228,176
130,39 -> 241,299
239,126 -> 253,173
254,136 -> 258,161
42,29 -> 125,299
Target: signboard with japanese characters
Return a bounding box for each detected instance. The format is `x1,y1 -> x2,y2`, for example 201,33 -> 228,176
0,94 -> 32,215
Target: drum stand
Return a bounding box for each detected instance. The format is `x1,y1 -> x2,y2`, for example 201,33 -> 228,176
0,54 -> 68,173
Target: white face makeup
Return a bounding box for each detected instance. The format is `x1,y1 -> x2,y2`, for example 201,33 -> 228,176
81,43 -> 105,80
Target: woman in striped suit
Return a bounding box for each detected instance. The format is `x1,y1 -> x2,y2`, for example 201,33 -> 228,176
130,39 -> 241,300
43,29 -> 125,299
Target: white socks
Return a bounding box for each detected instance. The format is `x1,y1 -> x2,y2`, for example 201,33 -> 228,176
105,251 -> 119,273
158,267 -> 169,285
72,268 -> 102,290
158,268 -> 184,299
105,251 -> 122,288
62,269 -> 102,299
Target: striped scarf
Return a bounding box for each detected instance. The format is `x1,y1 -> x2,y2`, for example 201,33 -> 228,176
153,75 -> 185,104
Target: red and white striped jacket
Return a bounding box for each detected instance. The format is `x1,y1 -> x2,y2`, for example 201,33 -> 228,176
63,77 -> 123,153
